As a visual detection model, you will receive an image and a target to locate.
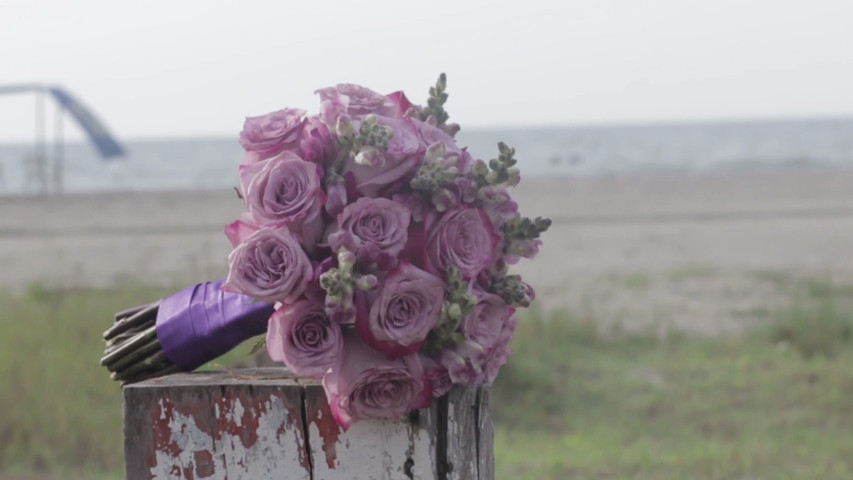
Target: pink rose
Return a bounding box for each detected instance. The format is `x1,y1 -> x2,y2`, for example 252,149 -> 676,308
239,151 -> 325,227
223,226 -> 313,304
356,262 -> 445,358
331,197 -> 411,267
323,332 -> 430,430
426,208 -> 499,280
461,288 -> 514,350
266,300 -> 343,379
239,108 -> 306,159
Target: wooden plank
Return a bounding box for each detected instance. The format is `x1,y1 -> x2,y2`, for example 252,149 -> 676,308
303,384 -> 439,479
476,388 -> 495,480
123,369 -> 494,479
444,387 -> 480,480
123,370 -> 310,479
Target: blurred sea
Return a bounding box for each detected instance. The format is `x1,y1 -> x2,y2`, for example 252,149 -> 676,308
1,117 -> 852,195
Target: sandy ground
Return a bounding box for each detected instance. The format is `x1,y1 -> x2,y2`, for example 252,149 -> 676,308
3,166 -> 853,335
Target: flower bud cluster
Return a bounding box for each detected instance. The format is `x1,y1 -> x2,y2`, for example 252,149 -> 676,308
319,248 -> 377,323
335,114 -> 394,168
419,73 -> 450,126
472,142 -> 521,189
492,274 -> 535,308
410,143 -> 464,212
502,215 -> 552,244
425,266 -> 478,352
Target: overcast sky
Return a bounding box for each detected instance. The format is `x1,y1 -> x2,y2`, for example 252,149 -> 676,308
1,0 -> 852,142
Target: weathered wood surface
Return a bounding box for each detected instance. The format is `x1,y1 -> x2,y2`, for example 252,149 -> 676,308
124,368 -> 494,480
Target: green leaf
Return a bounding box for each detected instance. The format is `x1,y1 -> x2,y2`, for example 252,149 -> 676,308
247,337 -> 266,356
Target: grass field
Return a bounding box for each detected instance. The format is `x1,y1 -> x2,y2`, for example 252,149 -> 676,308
1,275 -> 852,479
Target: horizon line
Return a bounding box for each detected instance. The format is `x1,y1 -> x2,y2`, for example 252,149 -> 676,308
1,112 -> 852,145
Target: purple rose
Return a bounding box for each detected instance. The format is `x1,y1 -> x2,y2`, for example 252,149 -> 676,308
345,116 -> 423,197
323,331 -> 430,430
461,288 -> 514,350
356,261 -> 445,358
239,151 -> 325,227
266,299 -> 343,379
331,197 -> 411,266
240,108 -> 306,159
439,340 -> 487,385
426,208 -> 499,280
223,226 -> 313,304
316,84 -> 398,123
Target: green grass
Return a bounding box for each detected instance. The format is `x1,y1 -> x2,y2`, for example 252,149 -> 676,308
493,305 -> 853,479
753,274 -> 853,359
2,280 -> 853,478
0,283 -> 266,478
0,284 -> 174,476
608,272 -> 651,289
668,265 -> 717,281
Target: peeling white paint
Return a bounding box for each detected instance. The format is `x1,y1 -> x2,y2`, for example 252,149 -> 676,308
225,398 -> 245,427
148,394 -> 309,480
131,380 -> 492,479
308,416 -> 436,480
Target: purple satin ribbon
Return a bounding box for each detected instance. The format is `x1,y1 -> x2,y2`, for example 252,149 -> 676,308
156,280 -> 274,371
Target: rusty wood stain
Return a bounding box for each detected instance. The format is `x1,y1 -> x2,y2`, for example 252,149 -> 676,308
126,371 -> 492,479
142,387 -> 306,478
305,385 -> 341,469
193,450 -> 215,477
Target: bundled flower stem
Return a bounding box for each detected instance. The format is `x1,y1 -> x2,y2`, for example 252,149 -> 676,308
101,301 -> 180,384
100,280 -> 274,384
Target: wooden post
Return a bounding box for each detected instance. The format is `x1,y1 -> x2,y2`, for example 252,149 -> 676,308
123,368 -> 494,479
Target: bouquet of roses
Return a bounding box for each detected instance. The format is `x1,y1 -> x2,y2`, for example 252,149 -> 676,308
101,75 -> 549,429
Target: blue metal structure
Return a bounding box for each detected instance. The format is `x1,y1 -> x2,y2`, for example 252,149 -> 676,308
0,83 -> 125,159
0,83 -> 124,193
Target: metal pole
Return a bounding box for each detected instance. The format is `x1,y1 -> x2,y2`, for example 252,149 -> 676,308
53,98 -> 64,194
35,88 -> 47,195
